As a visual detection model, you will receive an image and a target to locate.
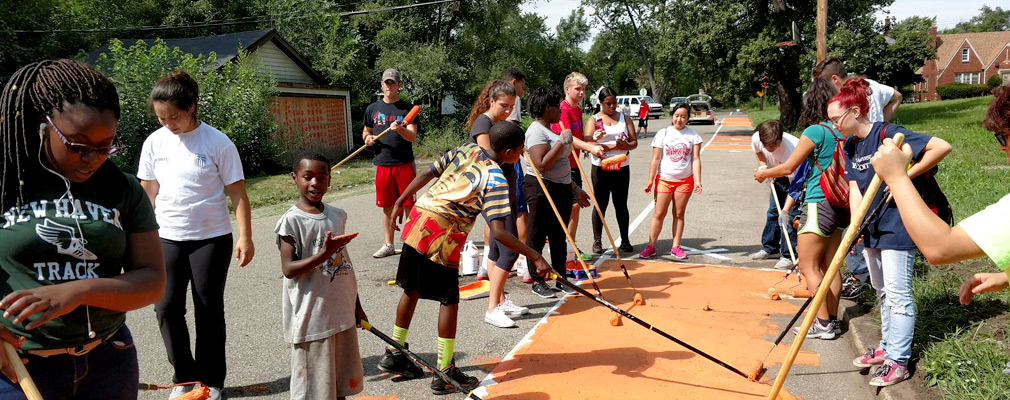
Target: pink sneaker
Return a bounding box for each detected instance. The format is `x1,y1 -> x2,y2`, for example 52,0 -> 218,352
869,360 -> 910,387
639,245 -> 656,259
670,246 -> 688,260
853,347 -> 886,368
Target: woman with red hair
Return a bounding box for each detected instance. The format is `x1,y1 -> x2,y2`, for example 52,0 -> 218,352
832,78 -> 951,387
871,85 -> 1010,379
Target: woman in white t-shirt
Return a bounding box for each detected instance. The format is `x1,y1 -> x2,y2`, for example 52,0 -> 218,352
641,104 -> 703,259
584,87 -> 638,254
138,71 -> 254,399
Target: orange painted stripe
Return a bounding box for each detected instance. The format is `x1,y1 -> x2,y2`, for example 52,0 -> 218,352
705,145 -> 754,151
721,117 -> 753,127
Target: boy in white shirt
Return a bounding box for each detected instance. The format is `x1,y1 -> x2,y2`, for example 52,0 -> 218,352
750,120 -> 799,269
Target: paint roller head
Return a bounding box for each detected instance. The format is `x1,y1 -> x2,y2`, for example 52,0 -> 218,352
610,312 -> 622,326
403,105 -> 422,124
746,359 -> 765,382
633,292 -> 644,305
790,289 -> 811,298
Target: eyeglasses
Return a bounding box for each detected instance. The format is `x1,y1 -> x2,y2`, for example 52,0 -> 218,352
830,107 -> 855,127
46,116 -> 121,158
995,131 -> 1008,148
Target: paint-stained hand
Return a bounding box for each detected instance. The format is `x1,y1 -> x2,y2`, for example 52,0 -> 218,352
959,272 -> 1010,305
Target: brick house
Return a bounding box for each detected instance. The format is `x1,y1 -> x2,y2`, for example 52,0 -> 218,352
88,29 -> 353,163
914,26 -> 1010,101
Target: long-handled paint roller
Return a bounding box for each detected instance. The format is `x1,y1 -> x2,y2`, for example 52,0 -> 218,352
3,342 -> 42,400
563,120 -> 644,308
763,134 -> 907,399
522,150 -> 606,299
769,180 -> 798,268
549,272 -> 753,380
360,320 -> 482,400
332,105 -> 421,171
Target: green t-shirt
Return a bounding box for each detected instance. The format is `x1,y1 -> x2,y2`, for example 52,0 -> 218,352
0,161 -> 158,349
800,121 -> 844,204
960,193 -> 1010,271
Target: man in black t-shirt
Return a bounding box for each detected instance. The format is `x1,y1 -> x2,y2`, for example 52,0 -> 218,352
363,68 -> 418,258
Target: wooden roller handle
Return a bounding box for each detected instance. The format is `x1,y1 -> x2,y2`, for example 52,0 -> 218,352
3,342 -> 42,400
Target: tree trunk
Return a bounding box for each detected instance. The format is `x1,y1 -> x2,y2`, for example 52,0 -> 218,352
774,48 -> 803,130
620,0 -> 658,99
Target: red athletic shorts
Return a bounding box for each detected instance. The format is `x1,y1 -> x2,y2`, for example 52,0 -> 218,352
656,175 -> 694,194
375,163 -> 416,208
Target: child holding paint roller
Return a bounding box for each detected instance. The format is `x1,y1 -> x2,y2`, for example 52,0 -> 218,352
275,152 -> 366,400
641,103 -> 703,260
585,87 -> 638,255
382,122 -> 553,395
751,120 -> 799,270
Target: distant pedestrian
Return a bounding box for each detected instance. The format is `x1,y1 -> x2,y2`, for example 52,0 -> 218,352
637,99 -> 650,138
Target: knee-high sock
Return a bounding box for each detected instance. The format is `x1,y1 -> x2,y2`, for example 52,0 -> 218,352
437,337 -> 455,370
390,325 -> 408,350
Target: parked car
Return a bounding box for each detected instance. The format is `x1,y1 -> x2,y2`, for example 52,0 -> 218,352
615,95 -> 663,119
687,94 -> 715,124
668,96 -> 688,110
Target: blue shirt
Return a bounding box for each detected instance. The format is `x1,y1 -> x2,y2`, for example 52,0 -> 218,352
787,160 -> 811,203
844,122 -> 932,250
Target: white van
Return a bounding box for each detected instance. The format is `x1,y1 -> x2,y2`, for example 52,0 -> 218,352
615,95 -> 663,119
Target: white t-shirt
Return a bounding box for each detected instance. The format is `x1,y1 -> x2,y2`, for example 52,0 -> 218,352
751,132 -> 799,179
959,193 -> 1010,270
274,205 -> 357,344
589,113 -> 631,169
866,78 -> 895,123
137,123 -> 245,241
652,126 -> 703,180
507,97 -> 522,122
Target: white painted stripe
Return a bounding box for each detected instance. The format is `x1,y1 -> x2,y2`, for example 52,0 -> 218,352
681,245 -> 732,261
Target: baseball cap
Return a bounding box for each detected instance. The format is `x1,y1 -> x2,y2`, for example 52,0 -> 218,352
381,68 -> 401,83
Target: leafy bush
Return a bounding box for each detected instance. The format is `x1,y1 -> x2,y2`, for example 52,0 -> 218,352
987,74 -> 1003,89
92,39 -> 279,175
416,115 -> 466,158
936,83 -> 992,100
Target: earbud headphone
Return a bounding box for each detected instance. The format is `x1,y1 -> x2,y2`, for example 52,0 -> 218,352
39,123 -> 46,138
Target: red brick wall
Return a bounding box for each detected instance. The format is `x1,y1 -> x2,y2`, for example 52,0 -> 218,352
986,47 -> 1010,83
938,43 -> 986,87
268,96 -> 349,163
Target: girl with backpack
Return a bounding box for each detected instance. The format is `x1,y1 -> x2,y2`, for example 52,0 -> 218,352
755,78 -> 846,340
834,78 -> 951,387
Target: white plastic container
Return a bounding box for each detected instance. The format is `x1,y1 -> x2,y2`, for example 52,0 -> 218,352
566,243 -> 576,262
460,241 -> 480,276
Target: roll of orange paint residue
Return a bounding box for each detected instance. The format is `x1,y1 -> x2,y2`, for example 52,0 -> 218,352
601,154 -> 627,169
768,288 -> 781,300
790,289 -> 811,298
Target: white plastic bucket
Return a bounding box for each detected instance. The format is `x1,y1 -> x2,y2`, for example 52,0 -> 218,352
460,241 -> 480,276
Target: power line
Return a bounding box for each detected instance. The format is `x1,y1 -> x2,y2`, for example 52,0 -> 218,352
12,0 -> 460,33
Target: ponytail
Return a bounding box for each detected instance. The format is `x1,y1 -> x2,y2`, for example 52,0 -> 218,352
829,77 -> 871,115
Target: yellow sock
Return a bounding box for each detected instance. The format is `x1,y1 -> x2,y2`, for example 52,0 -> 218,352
390,325 -> 408,350
437,337 -> 455,370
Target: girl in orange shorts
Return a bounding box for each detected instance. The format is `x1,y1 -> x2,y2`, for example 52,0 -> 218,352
642,104 -> 703,259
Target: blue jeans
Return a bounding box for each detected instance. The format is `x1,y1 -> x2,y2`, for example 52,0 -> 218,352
864,248 -> 916,365
0,325 -> 139,399
761,177 -> 796,255
846,238 -> 869,277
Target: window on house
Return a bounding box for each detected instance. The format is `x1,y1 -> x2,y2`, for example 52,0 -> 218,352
954,72 -> 981,84
962,48 -> 969,62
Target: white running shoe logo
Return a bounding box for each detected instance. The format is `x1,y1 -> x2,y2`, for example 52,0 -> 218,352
35,219 -> 97,261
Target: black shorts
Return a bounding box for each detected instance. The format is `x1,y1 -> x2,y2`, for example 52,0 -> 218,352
797,200 -> 850,238
396,244 -> 460,305
488,212 -> 519,272
638,118 -> 648,128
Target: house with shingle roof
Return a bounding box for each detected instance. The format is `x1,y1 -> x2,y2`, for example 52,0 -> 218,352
87,29 -> 354,162
914,26 -> 1010,101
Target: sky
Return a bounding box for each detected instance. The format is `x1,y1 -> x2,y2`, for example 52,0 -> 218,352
520,0 -> 1001,50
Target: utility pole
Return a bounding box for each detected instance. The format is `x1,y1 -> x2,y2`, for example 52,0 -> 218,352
817,0 -> 827,63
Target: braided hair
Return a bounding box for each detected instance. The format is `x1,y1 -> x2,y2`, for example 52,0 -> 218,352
0,59 -> 120,210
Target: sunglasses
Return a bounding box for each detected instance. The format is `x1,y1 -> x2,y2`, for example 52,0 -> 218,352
995,131 -> 1008,148
830,107 -> 855,127
46,116 -> 122,158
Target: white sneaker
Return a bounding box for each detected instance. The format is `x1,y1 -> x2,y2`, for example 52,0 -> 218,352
168,385 -> 195,400
749,249 -> 779,260
773,257 -> 794,270
208,386 -> 223,400
499,297 -> 529,317
373,243 -> 396,258
484,306 -> 516,328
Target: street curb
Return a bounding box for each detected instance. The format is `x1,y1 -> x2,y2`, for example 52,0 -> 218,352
841,299 -> 919,400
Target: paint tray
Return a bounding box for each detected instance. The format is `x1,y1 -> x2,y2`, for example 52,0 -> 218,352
459,281 -> 490,301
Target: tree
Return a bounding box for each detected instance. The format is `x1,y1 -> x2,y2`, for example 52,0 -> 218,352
582,0 -> 664,100
827,16 -> 935,90
943,6 -> 1010,33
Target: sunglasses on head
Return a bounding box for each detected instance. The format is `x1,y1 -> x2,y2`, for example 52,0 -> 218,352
995,131 -> 1008,148
46,116 -> 122,158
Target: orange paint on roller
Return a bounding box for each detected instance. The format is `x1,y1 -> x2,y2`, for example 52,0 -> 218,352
402,105 -> 422,125
790,289 -> 810,298
633,292 -> 644,305
610,312 -> 622,326
768,288 -> 781,301
601,154 -> 627,169
746,360 -> 765,381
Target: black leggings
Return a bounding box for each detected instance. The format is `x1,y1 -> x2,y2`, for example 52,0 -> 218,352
155,234 -> 233,388
591,164 -> 631,244
523,178 -> 573,281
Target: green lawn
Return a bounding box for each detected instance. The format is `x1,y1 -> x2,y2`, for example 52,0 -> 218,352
244,159 -> 376,212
